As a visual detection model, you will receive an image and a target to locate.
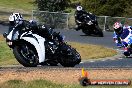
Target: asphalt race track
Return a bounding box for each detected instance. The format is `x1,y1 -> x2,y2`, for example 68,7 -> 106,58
0,24 -> 132,68
0,25 -> 8,35
55,29 -> 116,48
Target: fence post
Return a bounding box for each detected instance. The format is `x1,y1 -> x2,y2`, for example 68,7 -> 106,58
103,16 -> 107,31
66,13 -> 70,29
32,10 -> 34,20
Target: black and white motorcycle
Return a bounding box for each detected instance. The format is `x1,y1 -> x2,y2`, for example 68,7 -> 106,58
76,13 -> 104,37
3,22 -> 81,67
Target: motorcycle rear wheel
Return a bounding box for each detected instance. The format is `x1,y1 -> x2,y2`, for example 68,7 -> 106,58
58,44 -> 81,67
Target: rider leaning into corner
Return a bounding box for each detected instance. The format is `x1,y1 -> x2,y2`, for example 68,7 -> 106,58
7,13 -> 58,65
113,22 -> 132,56
74,5 -> 94,31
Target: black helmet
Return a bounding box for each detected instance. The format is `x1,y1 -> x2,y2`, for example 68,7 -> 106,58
29,20 -> 38,30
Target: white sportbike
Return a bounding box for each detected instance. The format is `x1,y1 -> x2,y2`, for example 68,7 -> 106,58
3,23 -> 81,67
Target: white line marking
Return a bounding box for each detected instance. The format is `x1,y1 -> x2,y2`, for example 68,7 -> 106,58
118,58 -> 123,59
116,49 -> 124,52
110,59 -> 116,60
101,59 -> 106,61
89,61 -> 95,62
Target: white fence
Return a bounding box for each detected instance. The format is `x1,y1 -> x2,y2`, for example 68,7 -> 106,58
32,10 -> 132,30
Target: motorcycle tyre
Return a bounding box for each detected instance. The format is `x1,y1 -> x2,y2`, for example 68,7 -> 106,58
59,44 -> 81,67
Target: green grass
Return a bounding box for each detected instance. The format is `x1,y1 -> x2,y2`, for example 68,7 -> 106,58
0,41 -> 18,65
0,35 -> 117,66
0,0 -> 35,21
0,0 -> 35,11
68,42 -> 117,60
0,35 -> 18,65
0,79 -> 131,88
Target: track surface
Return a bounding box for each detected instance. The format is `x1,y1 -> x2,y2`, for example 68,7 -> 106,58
55,29 -> 116,48
0,25 -> 132,68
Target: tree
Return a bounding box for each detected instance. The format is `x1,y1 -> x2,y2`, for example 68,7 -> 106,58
35,0 -> 71,12
80,0 -> 131,17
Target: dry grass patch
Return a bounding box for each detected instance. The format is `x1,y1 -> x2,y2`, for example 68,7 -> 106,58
0,0 -> 34,12
0,35 -> 4,41
68,42 -> 117,60
0,69 -> 132,85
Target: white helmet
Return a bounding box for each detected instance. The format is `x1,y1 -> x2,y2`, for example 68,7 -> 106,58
113,22 -> 123,34
9,13 -> 23,24
76,6 -> 82,11
113,22 -> 122,29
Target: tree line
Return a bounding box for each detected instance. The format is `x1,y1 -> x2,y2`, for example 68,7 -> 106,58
35,0 -> 132,17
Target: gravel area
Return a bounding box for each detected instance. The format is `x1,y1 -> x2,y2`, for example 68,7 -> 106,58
0,68 -> 132,84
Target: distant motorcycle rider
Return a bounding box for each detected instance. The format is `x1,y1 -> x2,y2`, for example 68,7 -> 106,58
74,5 -> 93,31
113,22 -> 132,56
113,22 -> 124,48
113,22 -> 132,47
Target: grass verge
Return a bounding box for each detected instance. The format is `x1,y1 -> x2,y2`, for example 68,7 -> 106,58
0,35 -> 117,66
0,0 -> 34,11
0,0 -> 35,22
68,42 -> 117,60
0,79 -> 131,88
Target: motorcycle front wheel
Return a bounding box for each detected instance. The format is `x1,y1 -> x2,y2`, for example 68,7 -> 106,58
13,40 -> 39,67
82,29 -> 91,36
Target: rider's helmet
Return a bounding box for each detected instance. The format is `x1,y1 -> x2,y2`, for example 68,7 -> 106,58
9,13 -> 23,26
76,6 -> 83,11
29,20 -> 38,30
113,22 -> 123,34
75,5 -> 84,18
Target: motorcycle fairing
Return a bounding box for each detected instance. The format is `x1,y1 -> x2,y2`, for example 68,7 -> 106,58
20,33 -> 45,63
122,28 -> 132,45
7,28 -> 19,40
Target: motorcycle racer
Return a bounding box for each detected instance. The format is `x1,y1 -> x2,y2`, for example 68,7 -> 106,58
7,13 -> 46,64
74,5 -> 103,37
113,22 -> 124,48
113,22 -> 132,56
7,13 -> 31,45
74,5 -> 93,31
7,13 -> 67,65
